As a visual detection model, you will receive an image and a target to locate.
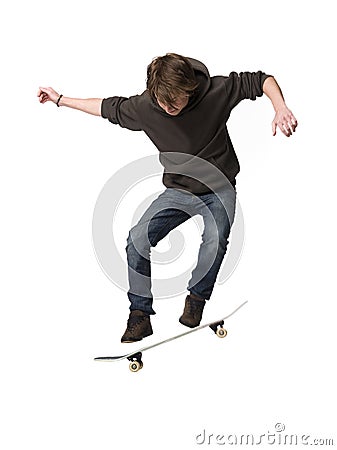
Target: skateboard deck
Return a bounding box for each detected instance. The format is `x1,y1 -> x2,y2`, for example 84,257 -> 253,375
94,300 -> 247,371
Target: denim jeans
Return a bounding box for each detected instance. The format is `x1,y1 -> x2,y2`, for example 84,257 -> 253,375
125,184 -> 236,315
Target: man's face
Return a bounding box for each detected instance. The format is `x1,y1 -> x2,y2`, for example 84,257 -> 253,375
156,94 -> 189,116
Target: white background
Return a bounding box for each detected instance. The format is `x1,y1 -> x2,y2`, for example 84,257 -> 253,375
1,0 -> 336,448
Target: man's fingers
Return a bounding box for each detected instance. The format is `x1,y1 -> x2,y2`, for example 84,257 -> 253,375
283,115 -> 298,136
37,87 -> 47,101
290,116 -> 298,132
37,87 -> 57,104
37,86 -> 60,105
273,119 -> 291,136
272,107 -> 298,138
38,92 -> 46,101
272,121 -> 277,136
282,124 -> 291,137
282,119 -> 294,136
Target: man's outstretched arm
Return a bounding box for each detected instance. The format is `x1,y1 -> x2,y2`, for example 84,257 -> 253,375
262,77 -> 298,137
37,87 -> 102,116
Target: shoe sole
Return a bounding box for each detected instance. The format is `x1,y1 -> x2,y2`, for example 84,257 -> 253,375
179,317 -> 200,328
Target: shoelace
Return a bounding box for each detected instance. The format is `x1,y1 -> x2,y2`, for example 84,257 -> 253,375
127,315 -> 146,332
186,299 -> 202,315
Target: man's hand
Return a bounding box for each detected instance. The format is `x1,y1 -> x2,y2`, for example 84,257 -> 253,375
272,106 -> 298,137
37,87 -> 60,105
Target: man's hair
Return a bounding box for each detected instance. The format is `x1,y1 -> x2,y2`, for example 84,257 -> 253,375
147,53 -> 199,107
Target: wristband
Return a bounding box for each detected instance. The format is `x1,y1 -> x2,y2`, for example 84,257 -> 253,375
56,94 -> 63,107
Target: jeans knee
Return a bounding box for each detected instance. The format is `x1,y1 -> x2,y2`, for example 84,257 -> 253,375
126,231 -> 151,261
126,233 -> 138,256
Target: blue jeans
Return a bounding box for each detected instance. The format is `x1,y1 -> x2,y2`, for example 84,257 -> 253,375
125,184 -> 236,315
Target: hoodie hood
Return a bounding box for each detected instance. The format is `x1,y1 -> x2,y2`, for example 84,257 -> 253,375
185,57 -> 211,110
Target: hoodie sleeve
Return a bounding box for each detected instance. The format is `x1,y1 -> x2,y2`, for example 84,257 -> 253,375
101,95 -> 143,131
224,71 -> 272,111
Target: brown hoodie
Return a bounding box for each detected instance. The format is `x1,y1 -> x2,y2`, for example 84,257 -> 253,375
101,58 -> 271,193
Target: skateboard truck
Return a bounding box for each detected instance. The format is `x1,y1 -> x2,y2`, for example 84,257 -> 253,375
127,352 -> 143,372
209,320 -> 227,338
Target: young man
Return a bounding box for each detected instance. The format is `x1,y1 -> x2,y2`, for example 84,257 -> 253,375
38,53 -> 297,343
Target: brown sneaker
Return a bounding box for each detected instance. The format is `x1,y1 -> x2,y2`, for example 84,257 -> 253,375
179,294 -> 206,328
121,310 -> 153,343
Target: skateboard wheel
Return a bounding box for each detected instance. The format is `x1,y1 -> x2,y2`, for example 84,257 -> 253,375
216,327 -> 227,338
129,361 -> 142,372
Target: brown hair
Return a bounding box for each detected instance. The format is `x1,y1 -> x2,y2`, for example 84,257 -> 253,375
146,53 -> 199,107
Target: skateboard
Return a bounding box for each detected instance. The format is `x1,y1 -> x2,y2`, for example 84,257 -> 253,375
94,300 -> 247,372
